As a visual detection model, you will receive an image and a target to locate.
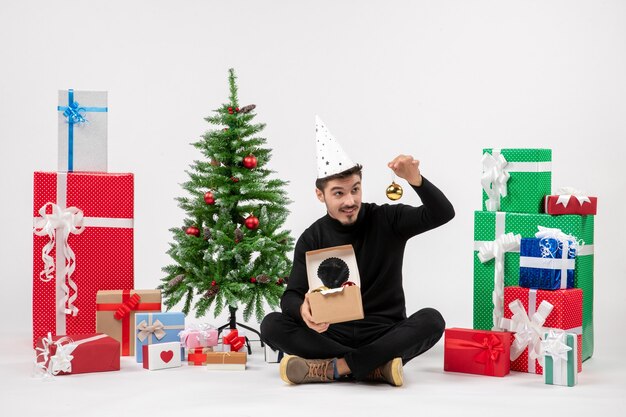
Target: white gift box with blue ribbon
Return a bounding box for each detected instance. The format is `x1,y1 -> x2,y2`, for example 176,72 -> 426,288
57,89 -> 108,172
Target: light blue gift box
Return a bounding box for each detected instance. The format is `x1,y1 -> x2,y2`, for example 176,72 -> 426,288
135,312 -> 185,362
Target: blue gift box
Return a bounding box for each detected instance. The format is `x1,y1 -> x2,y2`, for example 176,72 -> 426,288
135,312 -> 185,362
519,237 -> 576,290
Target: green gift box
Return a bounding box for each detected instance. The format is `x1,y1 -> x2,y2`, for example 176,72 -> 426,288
543,331 -> 578,387
473,210 -> 594,360
482,148 -> 552,213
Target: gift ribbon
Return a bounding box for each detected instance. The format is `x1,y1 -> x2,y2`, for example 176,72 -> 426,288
223,330 -> 245,351
499,291 -> 554,374
446,333 -> 505,376
481,149 -> 552,211
481,150 -> 510,211
33,173 -> 134,336
555,187 -> 592,208
136,314 -> 185,345
96,290 -> 160,355
34,333 -> 107,377
57,89 -> 108,172
477,231 -> 521,330
541,330 -> 572,385
187,348 -> 211,365
33,202 -> 85,318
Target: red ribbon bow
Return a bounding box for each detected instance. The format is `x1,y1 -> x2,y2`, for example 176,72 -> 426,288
113,293 -> 141,320
223,330 -> 245,352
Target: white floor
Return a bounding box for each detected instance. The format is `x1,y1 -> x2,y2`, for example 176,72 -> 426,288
1,332 -> 624,417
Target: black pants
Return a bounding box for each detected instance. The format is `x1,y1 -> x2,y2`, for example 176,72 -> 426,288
260,308 -> 445,380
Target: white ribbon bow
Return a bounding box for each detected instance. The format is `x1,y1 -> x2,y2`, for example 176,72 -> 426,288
555,187 -> 591,208
500,299 -> 553,363
478,232 -> 521,330
541,330 -> 573,383
536,226 -> 581,258
34,333 -> 77,377
136,319 -> 166,342
33,202 -> 85,316
541,330 -> 572,363
481,151 -> 510,211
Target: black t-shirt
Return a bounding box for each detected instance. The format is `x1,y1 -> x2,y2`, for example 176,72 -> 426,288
280,176 -> 455,324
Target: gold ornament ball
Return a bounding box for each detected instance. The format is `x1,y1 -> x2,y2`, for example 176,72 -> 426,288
386,182 -> 403,200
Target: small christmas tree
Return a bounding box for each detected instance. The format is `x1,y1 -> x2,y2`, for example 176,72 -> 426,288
160,68 -> 294,323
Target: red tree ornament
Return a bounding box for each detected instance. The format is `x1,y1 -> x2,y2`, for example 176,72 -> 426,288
277,278 -> 284,285
185,226 -> 200,237
243,154 -> 257,169
250,277 -> 257,284
244,215 -> 259,230
211,280 -> 217,286
231,176 -> 239,183
204,191 -> 215,205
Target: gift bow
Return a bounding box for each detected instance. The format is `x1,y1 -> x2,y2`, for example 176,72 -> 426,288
33,202 -> 85,316
541,330 -> 572,364
481,150 -> 510,211
500,299 -> 553,362
61,100 -> 87,125
136,319 -> 167,342
34,333 -> 77,377
555,187 -> 591,208
114,293 -> 141,320
477,232 -> 521,330
535,226 -> 581,258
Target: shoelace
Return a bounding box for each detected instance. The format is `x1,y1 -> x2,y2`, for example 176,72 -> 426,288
307,361 -> 330,381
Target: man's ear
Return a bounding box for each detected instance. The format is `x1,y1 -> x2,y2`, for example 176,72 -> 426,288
315,187 -> 325,203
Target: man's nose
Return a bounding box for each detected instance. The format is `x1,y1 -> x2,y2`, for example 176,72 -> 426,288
344,194 -> 355,206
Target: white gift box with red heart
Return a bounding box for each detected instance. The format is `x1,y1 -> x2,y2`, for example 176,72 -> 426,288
142,341 -> 182,370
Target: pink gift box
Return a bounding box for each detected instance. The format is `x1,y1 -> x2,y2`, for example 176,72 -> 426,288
179,325 -> 218,349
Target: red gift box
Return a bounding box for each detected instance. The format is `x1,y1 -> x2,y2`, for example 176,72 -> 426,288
32,172 -> 134,347
444,328 -> 512,377
544,194 -> 597,215
503,286 -> 582,374
35,333 -> 120,376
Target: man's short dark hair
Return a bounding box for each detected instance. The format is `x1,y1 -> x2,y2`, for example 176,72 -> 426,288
315,164 -> 363,192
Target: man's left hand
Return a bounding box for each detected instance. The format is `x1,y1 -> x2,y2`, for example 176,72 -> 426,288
388,155 -> 423,187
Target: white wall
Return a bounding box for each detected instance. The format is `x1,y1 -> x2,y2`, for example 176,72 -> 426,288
2,0 -> 625,354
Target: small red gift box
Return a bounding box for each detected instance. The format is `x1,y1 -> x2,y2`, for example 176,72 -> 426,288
35,333 -> 120,376
502,286 -> 583,374
444,328 -> 512,377
32,172 -> 134,347
544,194 -> 597,215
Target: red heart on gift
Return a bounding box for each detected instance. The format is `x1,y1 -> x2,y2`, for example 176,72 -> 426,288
160,350 -> 174,363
